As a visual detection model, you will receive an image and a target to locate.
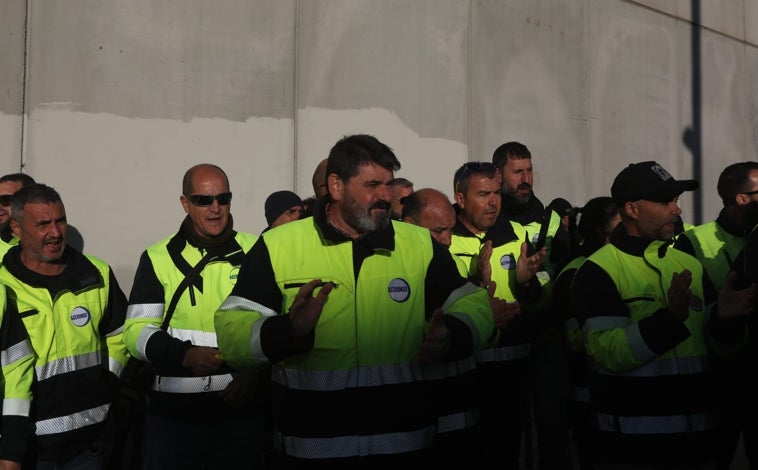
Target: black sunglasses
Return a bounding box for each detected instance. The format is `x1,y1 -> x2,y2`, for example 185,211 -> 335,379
0,195 -> 11,207
185,192 -> 232,207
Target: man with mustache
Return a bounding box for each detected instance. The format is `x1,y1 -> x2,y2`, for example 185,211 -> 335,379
0,184 -> 129,469
571,161 -> 755,469
449,161 -> 547,468
214,134 -> 494,469
493,141 -> 573,469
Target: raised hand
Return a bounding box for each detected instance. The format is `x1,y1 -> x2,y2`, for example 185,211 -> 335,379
516,242 -> 547,285
289,279 -> 334,339
417,308 -> 450,363
667,269 -> 693,321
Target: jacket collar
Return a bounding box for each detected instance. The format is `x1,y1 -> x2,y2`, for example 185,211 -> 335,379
313,196 -> 395,251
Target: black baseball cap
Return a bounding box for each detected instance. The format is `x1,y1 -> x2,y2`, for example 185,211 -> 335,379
611,161 -> 699,204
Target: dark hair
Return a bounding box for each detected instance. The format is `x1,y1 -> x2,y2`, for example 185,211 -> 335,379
575,197 -> 618,253
0,173 -> 36,187
11,183 -> 63,222
718,161 -> 758,206
453,161 -> 499,195
326,134 -> 400,183
548,197 -> 573,217
492,141 -> 531,170
182,164 -> 229,195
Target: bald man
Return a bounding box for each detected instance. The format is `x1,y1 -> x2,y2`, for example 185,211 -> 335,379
311,158 -> 328,199
402,188 -> 456,248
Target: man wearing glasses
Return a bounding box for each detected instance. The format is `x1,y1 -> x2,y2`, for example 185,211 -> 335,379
672,161 -> 758,470
124,163 -> 263,469
0,172 -> 36,257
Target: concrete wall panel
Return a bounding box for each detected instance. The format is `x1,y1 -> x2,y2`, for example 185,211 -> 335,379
0,0 -> 753,292
0,0 -> 27,173
295,0 -> 469,198
681,26 -> 748,221
470,0 -> 589,208
588,1 -> 688,216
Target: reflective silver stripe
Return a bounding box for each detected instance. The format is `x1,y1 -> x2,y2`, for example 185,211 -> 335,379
626,322 -> 657,363
35,403 -> 109,436
590,355 -> 706,377
126,302 -> 164,321
154,373 -> 234,393
445,282 -> 487,349
594,411 -> 716,434
3,398 -> 30,417
219,295 -> 278,317
275,426 -> 435,458
437,407 -> 479,433
251,317 -> 268,364
585,316 -> 630,330
167,328 -> 218,347
135,324 -> 161,360
475,343 -> 531,363
418,356 -> 476,380
36,351 -> 101,381
106,324 -> 125,337
1,339 -> 33,366
571,385 -> 589,403
109,357 -> 124,377
272,362 -> 420,391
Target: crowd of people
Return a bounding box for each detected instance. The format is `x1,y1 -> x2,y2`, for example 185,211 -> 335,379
0,133 -> 756,470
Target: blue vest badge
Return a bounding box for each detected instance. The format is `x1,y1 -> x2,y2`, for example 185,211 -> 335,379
388,278 -> 411,303
70,306 -> 91,327
500,254 -> 516,270
229,266 -> 240,284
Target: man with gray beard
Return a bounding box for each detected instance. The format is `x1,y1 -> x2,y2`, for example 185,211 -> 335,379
215,134 -> 494,469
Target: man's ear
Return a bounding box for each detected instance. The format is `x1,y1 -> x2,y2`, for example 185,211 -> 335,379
10,219 -> 20,239
453,192 -> 464,209
623,201 -> 639,220
327,173 -> 343,202
736,193 -> 752,206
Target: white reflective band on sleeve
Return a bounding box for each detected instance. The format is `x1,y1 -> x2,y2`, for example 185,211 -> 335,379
126,303 -> 165,320
109,357 -> 124,377
475,343 -> 531,363
135,325 -> 161,360
166,328 -> 218,347
594,411 -> 716,434
275,426 -> 435,459
35,404 -> 109,435
219,295 -> 278,317
36,351 -> 101,381
2,398 -> 30,417
1,339 -> 32,366
154,373 -> 234,393
437,408 -> 480,434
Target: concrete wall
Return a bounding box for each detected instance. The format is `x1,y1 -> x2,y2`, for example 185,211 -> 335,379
0,0 -> 756,293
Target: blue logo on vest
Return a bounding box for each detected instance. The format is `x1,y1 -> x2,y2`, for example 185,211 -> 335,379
229,266 -> 240,284
70,306 -> 91,327
388,278 -> 411,303
500,254 -> 516,270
